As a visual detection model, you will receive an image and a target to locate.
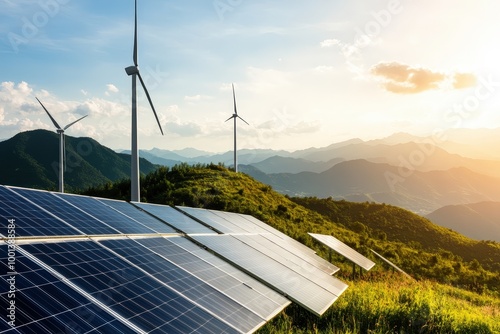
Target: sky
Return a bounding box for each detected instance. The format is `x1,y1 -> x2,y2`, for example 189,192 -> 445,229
1,0 -> 500,153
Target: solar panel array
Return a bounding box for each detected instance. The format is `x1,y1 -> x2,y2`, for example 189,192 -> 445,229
308,233 -> 375,271
1,185 -> 348,333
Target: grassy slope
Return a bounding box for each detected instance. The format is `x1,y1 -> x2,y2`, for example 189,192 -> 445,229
82,164 -> 500,333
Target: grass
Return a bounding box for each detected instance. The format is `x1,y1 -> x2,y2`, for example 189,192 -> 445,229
258,273 -> 500,334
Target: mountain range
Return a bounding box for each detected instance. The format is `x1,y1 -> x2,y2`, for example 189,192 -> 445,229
1,128 -> 499,241
0,129 -> 157,191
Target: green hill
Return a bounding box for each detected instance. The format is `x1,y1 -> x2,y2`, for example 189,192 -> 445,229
82,163 -> 500,333
0,129 -> 157,191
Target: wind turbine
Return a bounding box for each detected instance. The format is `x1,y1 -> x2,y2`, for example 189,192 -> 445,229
225,84 -> 249,173
125,0 -> 164,202
36,97 -> 87,193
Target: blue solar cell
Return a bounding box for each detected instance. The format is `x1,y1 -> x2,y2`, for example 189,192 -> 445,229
0,245 -> 136,333
21,240 -> 239,334
96,198 -> 177,234
10,187 -> 120,235
54,193 -> 158,234
136,237 -> 290,320
0,186 -> 81,237
133,203 -> 216,234
99,238 -> 265,333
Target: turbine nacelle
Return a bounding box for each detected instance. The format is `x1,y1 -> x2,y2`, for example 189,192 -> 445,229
125,65 -> 140,76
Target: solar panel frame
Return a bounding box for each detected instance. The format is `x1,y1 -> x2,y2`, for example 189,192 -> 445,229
191,234 -> 346,316
0,186 -> 82,237
133,202 -> 217,235
309,233 -> 376,271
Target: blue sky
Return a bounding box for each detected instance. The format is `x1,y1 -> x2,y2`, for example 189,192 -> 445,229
1,0 -> 500,152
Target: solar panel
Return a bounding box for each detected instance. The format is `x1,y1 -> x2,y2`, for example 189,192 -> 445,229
54,193 -> 158,234
21,240 -> 240,333
309,233 -> 375,271
232,234 -> 346,297
135,237 -> 291,320
176,206 -> 243,233
0,244 -> 137,333
261,233 -> 339,275
238,213 -> 317,255
0,186 -> 81,237
208,210 -> 269,234
99,238 -> 266,333
10,187 -> 120,235
169,237 -> 291,304
133,202 -> 216,234
191,234 -> 348,316
96,198 -> 177,234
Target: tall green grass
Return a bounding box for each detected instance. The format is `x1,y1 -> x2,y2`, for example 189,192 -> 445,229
258,274 -> 500,333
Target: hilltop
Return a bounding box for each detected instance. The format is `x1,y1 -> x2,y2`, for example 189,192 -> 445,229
83,164 -> 500,291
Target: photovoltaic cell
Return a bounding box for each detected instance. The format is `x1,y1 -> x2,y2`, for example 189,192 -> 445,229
309,233 -> 375,271
191,234 -> 347,316
133,202 -> 216,234
136,237 -> 290,320
21,240 -> 239,334
10,187 -> 120,235
96,198 -> 177,234
54,193 -> 158,234
99,238 -> 265,333
0,245 -> 136,333
0,186 -> 80,237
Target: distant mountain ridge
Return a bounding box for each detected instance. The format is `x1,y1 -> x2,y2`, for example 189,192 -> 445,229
0,129 -> 157,191
241,159 -> 500,214
427,202 -> 500,242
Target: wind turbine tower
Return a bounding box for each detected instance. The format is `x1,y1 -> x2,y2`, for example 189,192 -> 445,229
36,97 -> 87,193
125,0 -> 164,202
225,84 -> 249,173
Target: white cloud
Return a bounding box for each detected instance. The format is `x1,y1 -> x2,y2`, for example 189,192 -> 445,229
106,84 -> 119,94
320,38 -> 340,48
184,94 -> 212,102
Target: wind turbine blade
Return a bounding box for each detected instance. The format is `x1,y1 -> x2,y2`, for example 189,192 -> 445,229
137,71 -> 164,135
237,115 -> 249,125
225,115 -> 235,122
133,0 -> 138,66
63,115 -> 88,130
36,97 -> 61,129
232,83 -> 238,115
